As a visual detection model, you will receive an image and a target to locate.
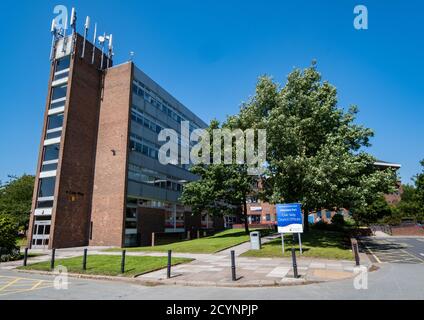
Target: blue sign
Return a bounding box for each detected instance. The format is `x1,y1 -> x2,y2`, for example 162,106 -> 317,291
276,203 -> 303,233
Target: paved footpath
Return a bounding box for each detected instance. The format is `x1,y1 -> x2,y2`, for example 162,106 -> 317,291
1,234 -> 370,287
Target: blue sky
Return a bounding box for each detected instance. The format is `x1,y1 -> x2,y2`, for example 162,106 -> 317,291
0,0 -> 423,184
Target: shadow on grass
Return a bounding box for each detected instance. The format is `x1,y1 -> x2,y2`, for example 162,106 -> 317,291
210,229 -> 274,239
266,230 -> 350,251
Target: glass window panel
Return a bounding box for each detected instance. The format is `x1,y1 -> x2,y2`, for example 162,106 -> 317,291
54,71 -> 69,81
55,55 -> 70,72
45,130 -> 62,140
41,162 -> 58,172
38,177 -> 56,198
42,144 -> 60,162
51,85 -> 67,101
37,200 -> 54,208
47,113 -> 64,130
37,225 -> 44,235
50,100 -> 65,110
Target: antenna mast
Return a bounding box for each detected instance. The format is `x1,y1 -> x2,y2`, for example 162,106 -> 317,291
99,33 -> 106,69
49,19 -> 57,60
107,34 -> 113,68
62,11 -> 68,53
81,16 -> 90,59
91,23 -> 97,64
70,8 -> 77,54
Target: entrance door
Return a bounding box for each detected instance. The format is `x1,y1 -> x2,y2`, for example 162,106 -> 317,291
31,220 -> 51,249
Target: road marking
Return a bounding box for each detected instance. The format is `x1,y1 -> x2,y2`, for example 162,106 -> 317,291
0,278 -> 21,292
400,249 -> 424,263
0,276 -> 55,297
30,280 -> 44,290
362,244 -> 382,263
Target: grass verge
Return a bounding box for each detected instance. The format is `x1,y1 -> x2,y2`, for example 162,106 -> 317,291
105,228 -> 273,254
19,255 -> 193,277
241,229 -> 353,260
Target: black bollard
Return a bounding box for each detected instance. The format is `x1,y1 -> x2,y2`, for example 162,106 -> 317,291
231,250 -> 236,281
354,242 -> 360,266
23,248 -> 28,267
50,248 -> 56,270
291,248 -> 298,278
83,248 -> 88,270
121,250 -> 126,274
167,250 -> 172,279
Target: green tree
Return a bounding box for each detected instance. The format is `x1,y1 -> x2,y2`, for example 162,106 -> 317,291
0,175 -> 35,231
180,120 -> 256,234
232,63 -> 396,231
0,216 -> 18,253
415,159 -> 424,209
353,196 -> 393,225
391,161 -> 424,223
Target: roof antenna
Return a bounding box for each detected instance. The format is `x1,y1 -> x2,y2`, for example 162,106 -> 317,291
70,8 -> 77,54
70,8 -> 77,34
91,23 -> 97,64
62,12 -> 68,53
81,16 -> 90,59
129,51 -> 135,62
98,33 -> 107,69
107,34 -> 113,68
49,19 -> 58,60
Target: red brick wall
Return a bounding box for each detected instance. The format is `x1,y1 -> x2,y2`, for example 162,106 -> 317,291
29,34 -> 107,249
138,207 -> 166,246
391,225 -> 424,236
247,203 -> 277,225
50,36 -> 104,248
89,62 -> 133,247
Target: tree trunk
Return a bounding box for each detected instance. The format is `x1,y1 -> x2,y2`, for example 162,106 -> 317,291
243,197 -> 250,234
303,207 -> 309,233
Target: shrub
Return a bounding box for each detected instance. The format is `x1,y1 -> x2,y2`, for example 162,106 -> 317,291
0,216 -> 19,261
331,214 -> 345,226
311,219 -> 344,232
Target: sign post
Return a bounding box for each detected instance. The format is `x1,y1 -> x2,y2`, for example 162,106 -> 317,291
298,233 -> 303,254
277,203 -> 303,255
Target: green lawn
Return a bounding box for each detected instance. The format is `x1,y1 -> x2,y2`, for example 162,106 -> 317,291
241,229 -> 354,260
105,228 -> 272,254
19,255 -> 192,277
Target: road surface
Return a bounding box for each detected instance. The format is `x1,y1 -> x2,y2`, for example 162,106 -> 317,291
1,236 -> 423,300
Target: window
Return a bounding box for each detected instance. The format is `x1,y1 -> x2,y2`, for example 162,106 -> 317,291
41,162 -> 58,172
326,211 -> 332,219
125,221 -> 137,229
36,200 -> 54,208
47,113 -> 64,131
42,144 -> 60,162
55,56 -> 70,72
53,71 -> 69,81
50,100 -> 65,110
38,177 -> 56,198
45,130 -> 62,140
51,85 -> 67,101
266,214 -> 271,221
126,207 -> 137,219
